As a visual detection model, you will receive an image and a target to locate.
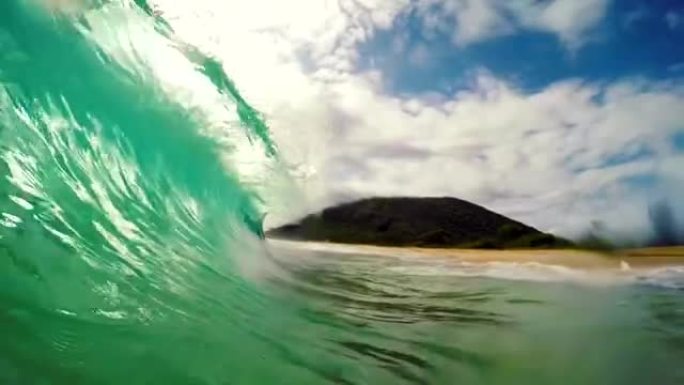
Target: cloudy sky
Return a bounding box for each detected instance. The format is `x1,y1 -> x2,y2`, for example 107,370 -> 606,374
150,0 -> 684,241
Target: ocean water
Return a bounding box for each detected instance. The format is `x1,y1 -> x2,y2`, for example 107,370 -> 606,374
0,1 -> 683,384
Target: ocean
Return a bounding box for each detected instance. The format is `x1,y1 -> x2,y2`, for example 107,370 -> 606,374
0,1 -> 683,384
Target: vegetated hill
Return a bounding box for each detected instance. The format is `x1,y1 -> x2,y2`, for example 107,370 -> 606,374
267,197 -> 572,249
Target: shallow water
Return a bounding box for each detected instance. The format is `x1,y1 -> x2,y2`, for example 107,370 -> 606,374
4,241 -> 684,384
258,244 -> 684,385
0,1 -> 683,384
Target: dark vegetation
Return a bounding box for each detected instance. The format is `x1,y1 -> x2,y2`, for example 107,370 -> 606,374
267,197 -> 572,249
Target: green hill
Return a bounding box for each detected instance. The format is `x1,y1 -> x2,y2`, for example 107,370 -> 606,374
267,197 -> 571,249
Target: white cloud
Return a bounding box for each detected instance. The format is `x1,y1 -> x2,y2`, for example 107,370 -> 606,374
513,0 -> 611,49
413,0 -> 610,49
669,62 -> 684,73
414,0 -> 512,46
147,0 -> 684,242
315,73 -> 684,237
666,11 -> 683,30
622,7 -> 648,29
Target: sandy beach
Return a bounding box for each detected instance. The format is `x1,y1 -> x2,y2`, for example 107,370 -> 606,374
268,239 -> 684,270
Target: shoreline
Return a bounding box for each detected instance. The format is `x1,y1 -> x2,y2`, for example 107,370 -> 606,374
267,239 -> 684,270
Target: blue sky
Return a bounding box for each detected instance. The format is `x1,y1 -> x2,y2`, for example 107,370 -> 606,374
357,0 -> 684,95
154,0 -> 684,242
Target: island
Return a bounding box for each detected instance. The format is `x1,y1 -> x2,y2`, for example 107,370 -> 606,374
267,197 -> 571,249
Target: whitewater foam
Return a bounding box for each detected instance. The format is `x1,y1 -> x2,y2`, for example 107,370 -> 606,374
269,240 -> 684,288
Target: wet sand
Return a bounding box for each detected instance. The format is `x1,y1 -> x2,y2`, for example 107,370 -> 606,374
268,239 -> 684,270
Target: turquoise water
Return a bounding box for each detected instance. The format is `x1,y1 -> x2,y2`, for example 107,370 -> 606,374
0,1 -> 683,384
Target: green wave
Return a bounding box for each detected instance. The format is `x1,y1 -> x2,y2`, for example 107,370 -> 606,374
0,1 -> 286,382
